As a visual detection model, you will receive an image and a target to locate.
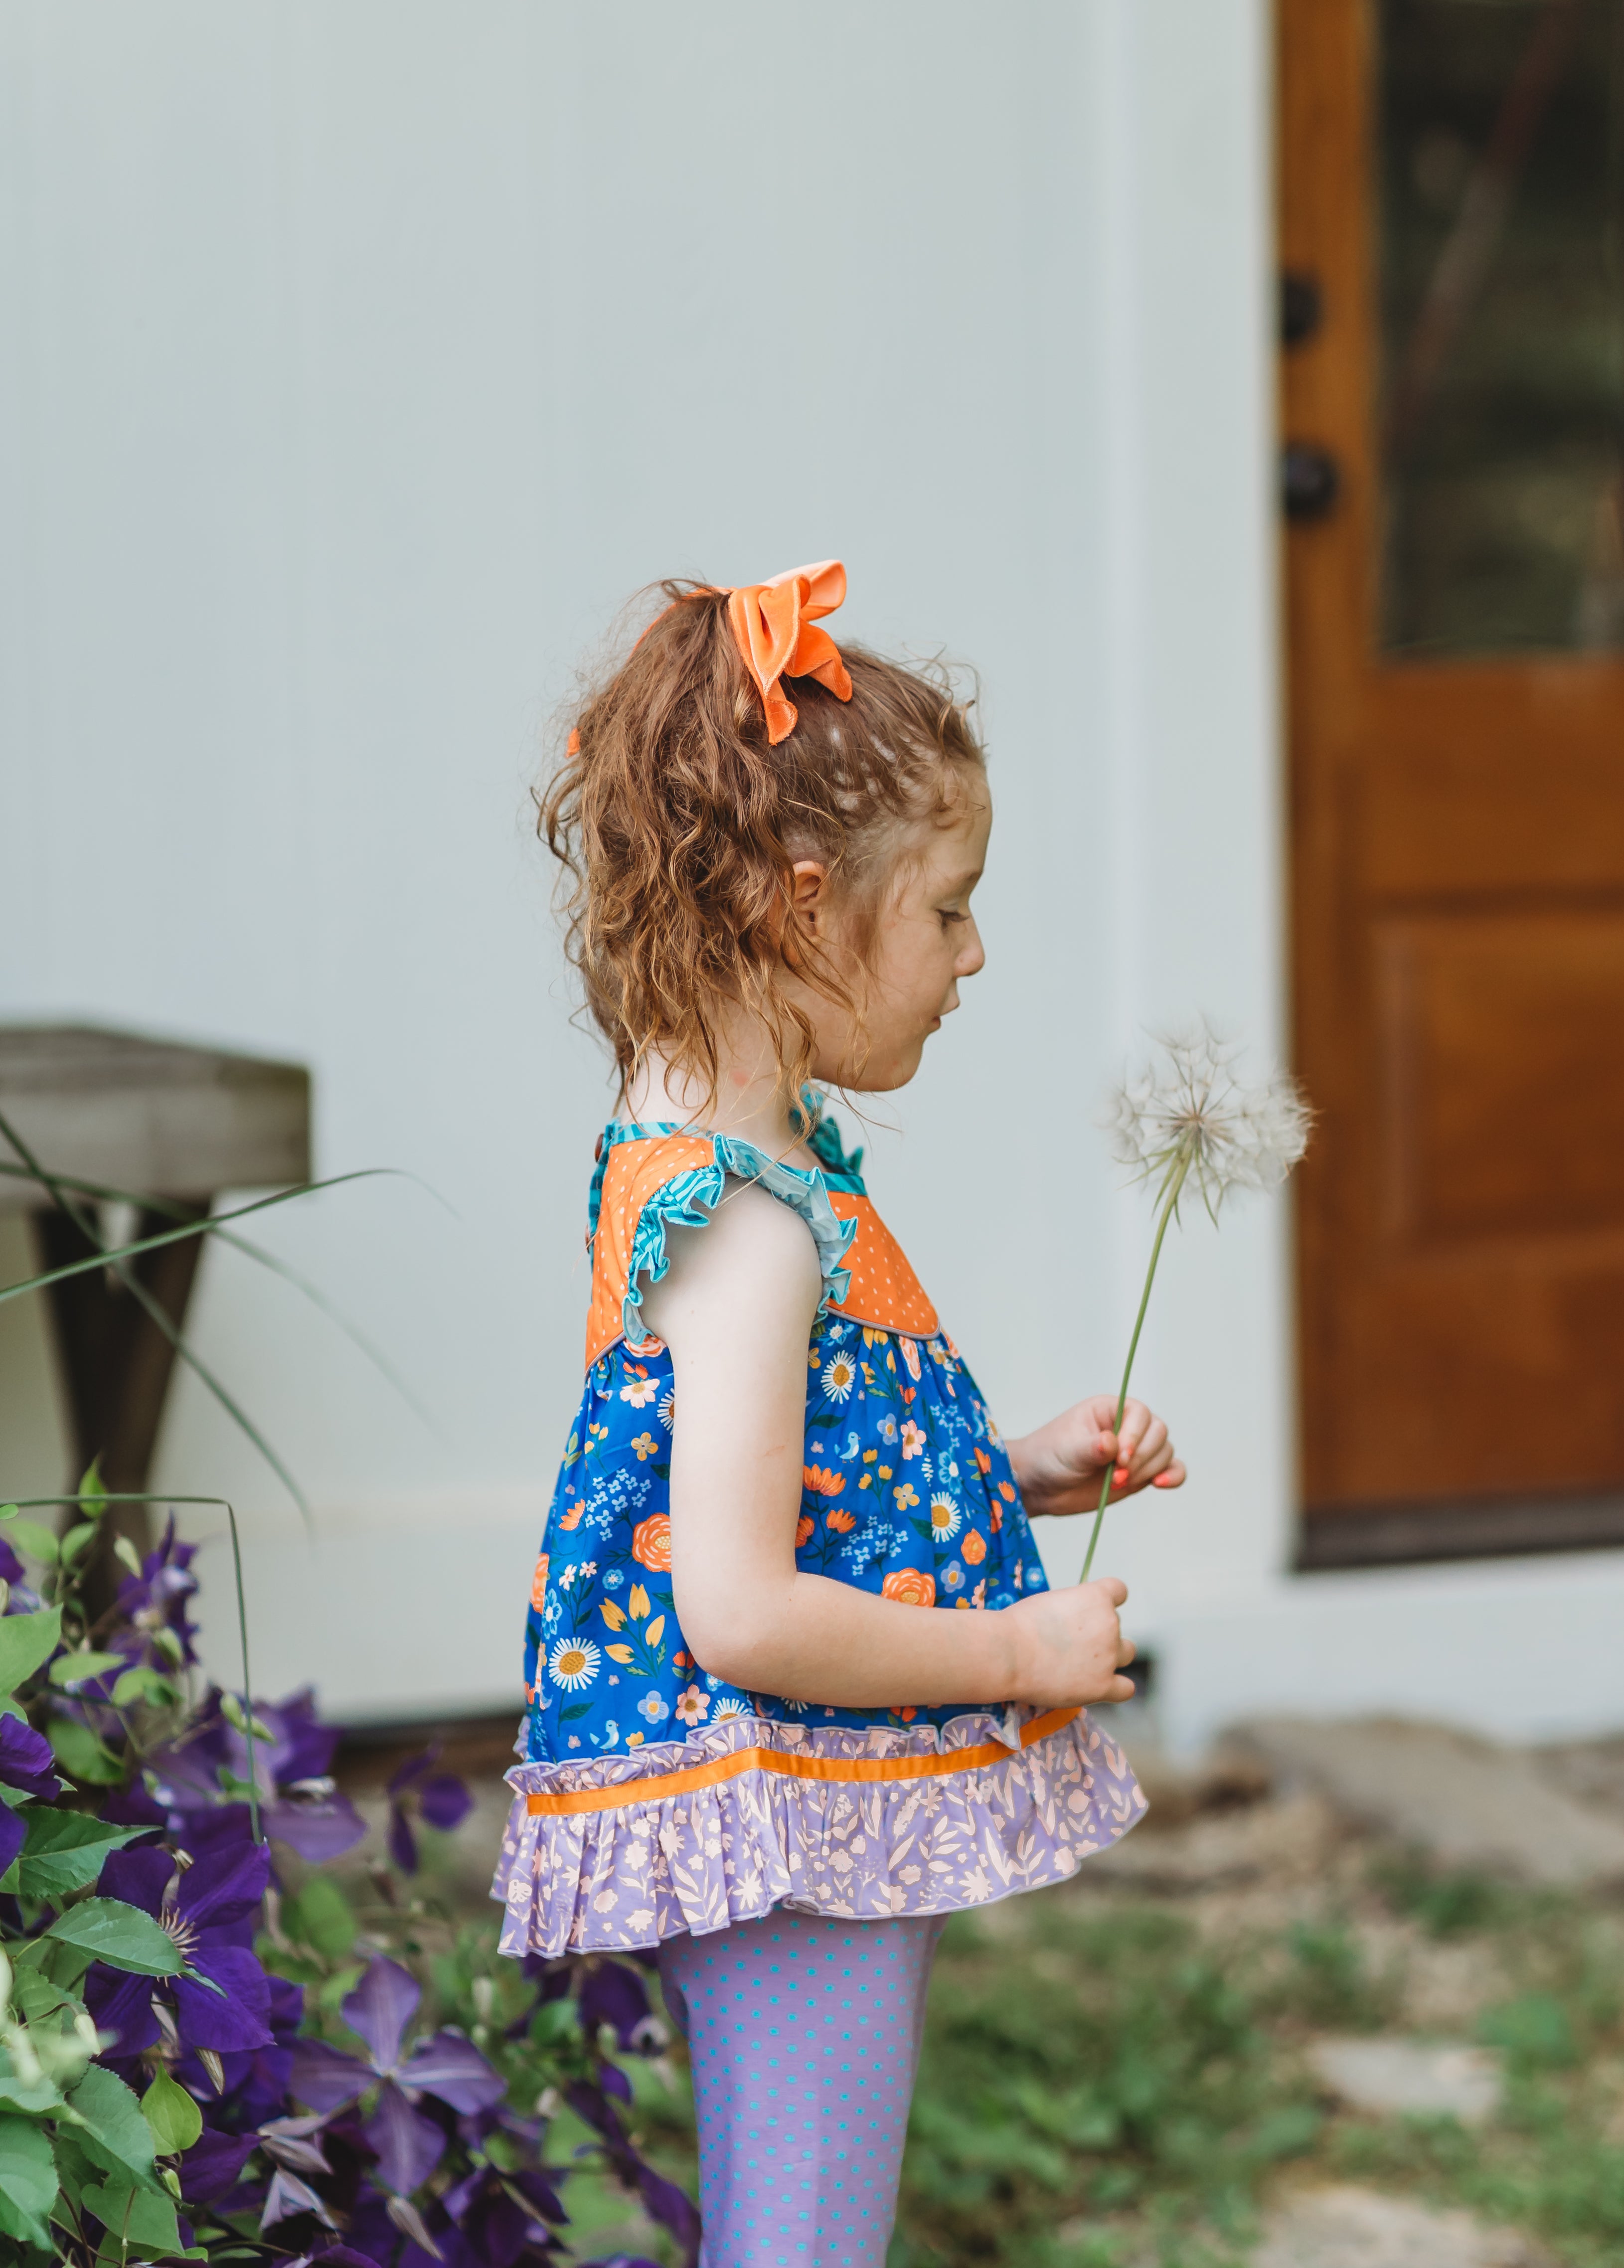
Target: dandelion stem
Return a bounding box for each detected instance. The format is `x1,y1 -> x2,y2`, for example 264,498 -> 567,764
1081,1147 -> 1191,1583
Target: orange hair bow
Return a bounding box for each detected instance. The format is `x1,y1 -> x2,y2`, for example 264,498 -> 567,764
726,560 -> 853,745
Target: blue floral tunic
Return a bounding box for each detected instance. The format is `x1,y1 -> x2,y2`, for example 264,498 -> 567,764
492,1106 -> 1145,1956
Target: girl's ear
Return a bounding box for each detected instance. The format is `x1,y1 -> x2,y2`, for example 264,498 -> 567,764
780,859 -> 828,973
788,860 -> 828,934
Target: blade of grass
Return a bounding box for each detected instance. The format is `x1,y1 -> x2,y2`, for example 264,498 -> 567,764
112,1264 -> 312,1525
0,1157 -> 436,1428
0,1105 -> 312,1520
0,1168 -> 405,1307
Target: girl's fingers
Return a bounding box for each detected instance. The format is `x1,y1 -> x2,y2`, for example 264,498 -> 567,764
1111,1435 -> 1180,1495
1087,1400 -> 1180,1494
1116,1399 -> 1150,1457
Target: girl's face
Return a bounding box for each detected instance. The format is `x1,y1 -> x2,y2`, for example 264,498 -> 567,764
796,782 -> 991,1093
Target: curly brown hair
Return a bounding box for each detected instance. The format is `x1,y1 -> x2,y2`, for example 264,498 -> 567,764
540,580 -> 985,1109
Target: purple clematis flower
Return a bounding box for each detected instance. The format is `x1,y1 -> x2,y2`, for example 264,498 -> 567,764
148,1685 -> 365,1861
112,1514 -> 202,1669
0,1713 -> 64,1876
578,1959 -> 661,2055
84,1838 -> 273,2059
569,2079 -> 700,2266
290,1957 -> 506,2196
0,1535 -> 42,1617
174,1972 -> 307,2133
385,1744 -> 474,1874
437,2161 -> 569,2266
177,2127 -> 258,2208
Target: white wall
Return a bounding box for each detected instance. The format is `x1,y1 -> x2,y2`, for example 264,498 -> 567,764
4,1 -> 1622,1749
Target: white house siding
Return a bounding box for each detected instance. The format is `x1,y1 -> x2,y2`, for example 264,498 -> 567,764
2,1 -> 1620,1747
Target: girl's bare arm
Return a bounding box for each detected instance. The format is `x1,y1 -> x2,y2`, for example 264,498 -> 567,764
641,1184 -> 1135,1711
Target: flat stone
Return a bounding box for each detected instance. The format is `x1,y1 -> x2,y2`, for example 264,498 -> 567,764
1536,1735 -> 1624,1822
1225,1717 -> 1624,1887
1253,2185 -> 1553,2268
1088,1793 -> 1336,1888
1306,2036 -> 1502,2125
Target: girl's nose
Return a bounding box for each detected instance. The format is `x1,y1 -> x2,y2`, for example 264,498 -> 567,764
957,922 -> 986,978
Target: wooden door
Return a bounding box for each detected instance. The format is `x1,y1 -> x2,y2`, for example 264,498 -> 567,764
1281,0 -> 1624,1565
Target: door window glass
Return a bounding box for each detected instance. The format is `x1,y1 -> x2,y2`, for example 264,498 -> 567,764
1379,0 -> 1624,654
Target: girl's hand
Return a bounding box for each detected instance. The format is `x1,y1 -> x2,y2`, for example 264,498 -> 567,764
1007,1396 -> 1185,1520
1004,1576 -> 1137,1707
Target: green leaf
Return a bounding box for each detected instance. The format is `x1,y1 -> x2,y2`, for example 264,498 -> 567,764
219,1691 -> 273,1743
262,1946 -> 324,1986
10,1961 -> 81,2019
283,1874 -> 357,1961
78,1458 -> 108,1521
2,1517 -> 58,1566
47,1715 -> 125,1784
110,1666 -> 179,1709
49,1650 -> 126,1690
0,2069 -> 64,2115
317,1961 -> 364,2014
113,1536 -> 144,1580
0,1605 -> 62,1696
58,1522 -> 99,1568
0,2114 -> 58,2246
529,1995 -> 579,2048
1,1810 -> 144,1899
0,1501 -> 15,1518
64,2063 -> 162,2191
141,2069 -> 202,2155
46,1898 -> 180,1977
82,2176 -> 183,2254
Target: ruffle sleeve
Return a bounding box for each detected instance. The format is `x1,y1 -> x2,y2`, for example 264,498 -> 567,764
619,1134 -> 856,1352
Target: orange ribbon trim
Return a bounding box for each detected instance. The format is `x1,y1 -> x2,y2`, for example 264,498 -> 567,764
524,1703 -> 1080,1818
725,560 -> 853,745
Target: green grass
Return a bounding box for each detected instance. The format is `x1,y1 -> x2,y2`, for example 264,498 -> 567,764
882,1860 -> 1624,2268
889,1902 -> 1323,2267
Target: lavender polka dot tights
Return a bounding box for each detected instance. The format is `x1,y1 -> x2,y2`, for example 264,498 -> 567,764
657,1907 -> 945,2268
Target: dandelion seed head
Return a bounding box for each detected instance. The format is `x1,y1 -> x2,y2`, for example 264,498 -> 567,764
1104,1016 -> 1310,1215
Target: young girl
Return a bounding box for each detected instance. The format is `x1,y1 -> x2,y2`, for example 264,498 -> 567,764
494,562 -> 1183,2268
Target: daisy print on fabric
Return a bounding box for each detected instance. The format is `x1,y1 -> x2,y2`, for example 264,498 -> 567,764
821,1349 -> 858,1402
929,1495 -> 962,1542
549,1637 -> 601,1691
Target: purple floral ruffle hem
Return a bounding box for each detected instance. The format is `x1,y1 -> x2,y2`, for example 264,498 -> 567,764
491,1707 -> 1147,1955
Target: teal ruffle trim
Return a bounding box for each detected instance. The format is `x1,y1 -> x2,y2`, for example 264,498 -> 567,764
615,1130 -> 856,1353
799,1098 -> 865,1189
